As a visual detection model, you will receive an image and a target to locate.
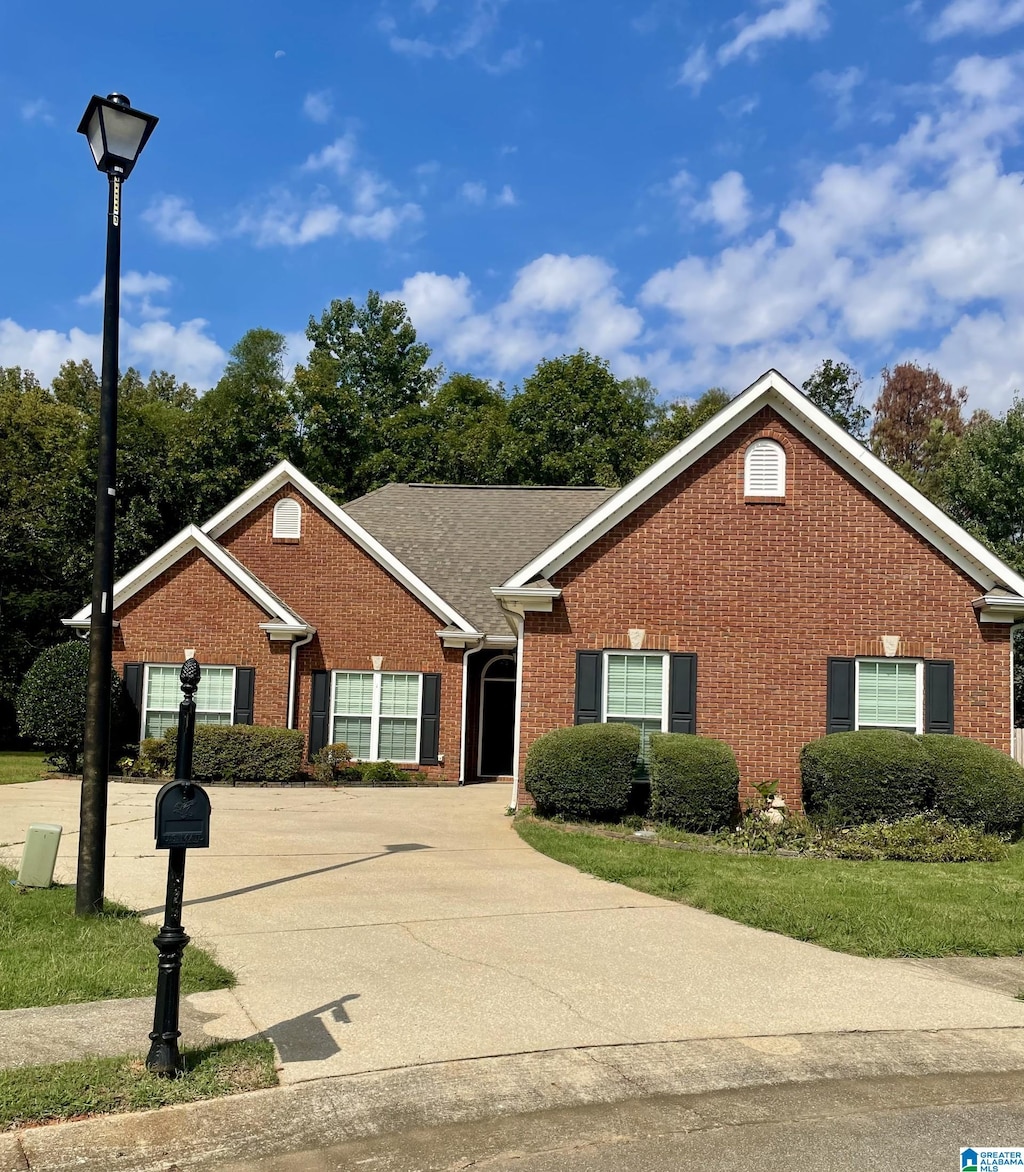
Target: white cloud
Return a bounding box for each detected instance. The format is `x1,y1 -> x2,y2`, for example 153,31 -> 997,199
679,0 -> 829,91
930,0 -> 1024,39
143,196 -> 217,246
239,200 -> 345,247
303,135 -> 356,180
695,171 -> 752,234
496,184 -> 517,207
459,180 -> 517,207
461,181 -> 488,205
379,0 -> 529,73
0,316 -> 226,389
718,0 -> 829,63
302,90 -> 333,123
813,66 -> 865,126
78,271 -> 172,306
20,98 -> 54,125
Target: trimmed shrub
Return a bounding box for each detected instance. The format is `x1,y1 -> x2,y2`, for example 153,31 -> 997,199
360,760 -> 409,786
920,734 -> 1024,837
801,730 -> 930,826
164,724 -> 303,784
525,723 -> 639,820
649,733 -> 739,832
16,641 -> 127,773
311,742 -> 353,786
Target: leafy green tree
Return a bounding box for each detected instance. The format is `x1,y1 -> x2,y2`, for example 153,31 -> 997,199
647,388 -> 731,460
504,352 -> 658,486
802,359 -> 869,438
870,363 -> 966,489
16,641 -> 126,772
293,292 -> 439,498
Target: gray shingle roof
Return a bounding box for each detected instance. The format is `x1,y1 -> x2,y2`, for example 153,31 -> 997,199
343,483 -> 616,634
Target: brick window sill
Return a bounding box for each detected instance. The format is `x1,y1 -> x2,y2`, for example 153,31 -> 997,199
744,496 -> 786,505
272,537 -> 301,544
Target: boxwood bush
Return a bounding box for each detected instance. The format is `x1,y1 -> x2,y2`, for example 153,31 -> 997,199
649,733 -> 739,832
920,734 -> 1024,836
525,723 -> 640,820
801,730 -> 930,826
164,724 -> 304,784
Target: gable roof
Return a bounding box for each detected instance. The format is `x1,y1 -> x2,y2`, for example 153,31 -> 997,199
64,525 -> 310,635
200,461 -> 479,634
502,368 -> 1024,599
344,483 -> 617,633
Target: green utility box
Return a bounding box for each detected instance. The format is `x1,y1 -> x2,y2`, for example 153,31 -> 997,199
17,823 -> 62,888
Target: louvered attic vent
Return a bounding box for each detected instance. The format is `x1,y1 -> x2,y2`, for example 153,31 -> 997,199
744,439 -> 786,496
273,497 -> 302,538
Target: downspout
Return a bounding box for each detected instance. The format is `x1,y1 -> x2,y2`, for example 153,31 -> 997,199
510,614 -> 525,810
459,641 -> 487,784
287,630 -> 315,730
1012,621 -> 1023,760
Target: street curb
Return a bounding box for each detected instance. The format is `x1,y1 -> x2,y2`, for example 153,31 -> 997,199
6,1026 -> 1024,1171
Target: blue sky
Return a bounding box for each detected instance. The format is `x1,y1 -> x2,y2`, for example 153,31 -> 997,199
2,0 -> 1024,413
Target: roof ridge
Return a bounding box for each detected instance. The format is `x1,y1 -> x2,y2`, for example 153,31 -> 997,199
403,483 -> 615,491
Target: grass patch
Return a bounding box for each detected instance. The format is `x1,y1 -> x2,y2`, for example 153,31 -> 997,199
0,752 -> 47,785
0,867 -> 235,1010
0,1039 -> 277,1131
516,817 -> 1024,958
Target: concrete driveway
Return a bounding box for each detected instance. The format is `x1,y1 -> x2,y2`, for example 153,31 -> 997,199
5,779 -> 1024,1086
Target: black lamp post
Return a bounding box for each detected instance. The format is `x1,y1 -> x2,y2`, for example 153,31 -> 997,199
75,94 -> 158,917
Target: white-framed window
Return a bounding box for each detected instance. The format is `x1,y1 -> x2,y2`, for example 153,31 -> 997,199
602,651 -> 668,764
331,670 -> 422,762
744,439 -> 786,496
273,497 -> 302,538
142,664 -> 235,739
855,659 -> 923,734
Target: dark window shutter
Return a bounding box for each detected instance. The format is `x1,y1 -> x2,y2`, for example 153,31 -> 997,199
827,658 -> 856,733
575,651 -> 602,724
420,673 -> 441,765
308,670 -> 331,759
925,660 -> 954,734
233,668 -> 255,725
668,653 -> 697,734
123,663 -> 144,738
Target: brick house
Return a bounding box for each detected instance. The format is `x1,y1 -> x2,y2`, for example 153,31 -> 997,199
65,369 -> 1024,809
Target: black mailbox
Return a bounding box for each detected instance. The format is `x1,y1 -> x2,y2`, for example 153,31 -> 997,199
154,782 -> 211,849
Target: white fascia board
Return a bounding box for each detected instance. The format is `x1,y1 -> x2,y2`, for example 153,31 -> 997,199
437,626 -> 484,648
503,368 -> 1024,599
974,594 -> 1024,623
202,460 -> 477,634
66,525 -> 303,629
260,621 -> 316,641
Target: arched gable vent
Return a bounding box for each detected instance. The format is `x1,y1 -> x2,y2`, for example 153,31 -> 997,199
273,497 -> 302,538
744,439 -> 786,497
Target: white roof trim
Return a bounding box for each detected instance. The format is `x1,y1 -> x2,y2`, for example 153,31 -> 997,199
503,368 -> 1024,599
201,461 -> 477,634
65,525 -> 308,629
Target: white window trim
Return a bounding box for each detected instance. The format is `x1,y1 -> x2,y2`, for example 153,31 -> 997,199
600,650 -> 669,731
854,658 -> 924,734
273,497 -> 302,538
330,670 -> 422,763
744,438 -> 786,497
141,663 -> 236,740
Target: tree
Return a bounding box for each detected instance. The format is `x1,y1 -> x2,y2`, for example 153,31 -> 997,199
801,360 -> 869,438
293,292 -> 439,498
870,363 -> 966,489
647,388 -> 731,460
16,641 -> 126,772
504,352 -> 658,486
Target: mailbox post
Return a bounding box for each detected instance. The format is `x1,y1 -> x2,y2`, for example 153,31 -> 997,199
146,658 -> 211,1077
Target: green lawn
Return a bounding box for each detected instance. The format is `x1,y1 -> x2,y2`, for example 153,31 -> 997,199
0,866 -> 235,1009
0,751 -> 47,785
517,819 -> 1024,957
0,1041 -> 277,1131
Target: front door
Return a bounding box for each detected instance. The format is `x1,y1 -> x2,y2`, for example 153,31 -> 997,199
479,656 -> 516,777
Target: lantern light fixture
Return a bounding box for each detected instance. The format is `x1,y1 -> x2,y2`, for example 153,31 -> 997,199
77,93 -> 158,179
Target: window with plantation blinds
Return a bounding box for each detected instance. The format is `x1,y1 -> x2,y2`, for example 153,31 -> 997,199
143,665 -> 235,738
604,652 -> 666,763
857,660 -> 920,732
273,497 -> 302,538
744,439 -> 786,496
331,670 -> 421,761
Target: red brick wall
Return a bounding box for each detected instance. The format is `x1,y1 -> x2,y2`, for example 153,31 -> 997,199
112,549 -> 291,735
218,489 -> 462,780
517,407 -> 1011,809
